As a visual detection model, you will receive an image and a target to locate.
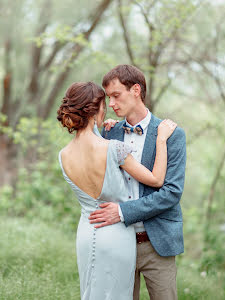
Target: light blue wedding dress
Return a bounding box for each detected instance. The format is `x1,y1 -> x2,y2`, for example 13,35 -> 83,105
58,125 -> 136,300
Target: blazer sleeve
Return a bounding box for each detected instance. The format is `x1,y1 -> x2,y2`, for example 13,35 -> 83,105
120,127 -> 186,226
101,127 -> 106,138
101,127 -> 109,139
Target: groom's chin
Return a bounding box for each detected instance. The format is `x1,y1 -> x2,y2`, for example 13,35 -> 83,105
114,110 -> 123,118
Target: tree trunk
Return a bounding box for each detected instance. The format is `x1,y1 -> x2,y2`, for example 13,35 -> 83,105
0,134 -> 17,186
0,0 -> 113,186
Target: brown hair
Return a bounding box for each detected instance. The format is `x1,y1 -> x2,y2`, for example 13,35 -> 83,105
102,64 -> 146,103
57,82 -> 105,133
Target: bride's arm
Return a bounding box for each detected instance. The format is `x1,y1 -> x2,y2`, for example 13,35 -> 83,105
121,119 -> 177,188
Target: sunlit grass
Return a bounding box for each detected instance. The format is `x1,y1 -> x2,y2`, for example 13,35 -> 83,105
0,217 -> 224,300
139,263 -> 225,300
177,263 -> 225,300
0,217 -> 79,300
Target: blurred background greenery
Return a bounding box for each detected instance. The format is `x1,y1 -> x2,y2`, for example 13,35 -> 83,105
0,0 -> 224,299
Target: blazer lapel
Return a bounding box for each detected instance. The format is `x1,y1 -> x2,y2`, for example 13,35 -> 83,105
112,121 -> 125,142
103,121 -> 125,141
140,114 -> 158,197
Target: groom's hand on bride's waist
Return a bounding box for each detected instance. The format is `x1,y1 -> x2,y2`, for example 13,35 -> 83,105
89,202 -> 120,228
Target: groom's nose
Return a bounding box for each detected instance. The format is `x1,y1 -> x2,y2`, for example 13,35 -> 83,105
109,97 -> 115,107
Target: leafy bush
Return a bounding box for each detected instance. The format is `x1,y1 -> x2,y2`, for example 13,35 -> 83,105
0,117 -> 81,230
200,224 -> 225,274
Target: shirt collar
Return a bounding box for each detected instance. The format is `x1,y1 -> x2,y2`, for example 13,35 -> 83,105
125,108 -> 151,131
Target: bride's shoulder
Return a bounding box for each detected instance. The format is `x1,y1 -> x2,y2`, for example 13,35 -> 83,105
59,142 -> 72,156
97,137 -> 110,147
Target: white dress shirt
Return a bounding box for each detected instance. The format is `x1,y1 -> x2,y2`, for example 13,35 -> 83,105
118,109 -> 151,232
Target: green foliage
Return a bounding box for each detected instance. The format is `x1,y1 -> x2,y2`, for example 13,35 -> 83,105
30,26 -> 91,48
0,117 -> 81,230
0,113 -> 14,138
201,224 -> 225,274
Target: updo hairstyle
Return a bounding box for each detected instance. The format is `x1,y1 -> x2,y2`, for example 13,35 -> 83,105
57,82 -> 105,133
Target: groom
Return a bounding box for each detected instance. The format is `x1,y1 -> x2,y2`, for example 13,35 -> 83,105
89,64 -> 186,300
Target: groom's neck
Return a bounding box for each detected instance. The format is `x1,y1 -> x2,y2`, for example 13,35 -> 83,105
126,105 -> 148,126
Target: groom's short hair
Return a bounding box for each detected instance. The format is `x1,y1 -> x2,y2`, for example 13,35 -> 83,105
102,64 -> 146,103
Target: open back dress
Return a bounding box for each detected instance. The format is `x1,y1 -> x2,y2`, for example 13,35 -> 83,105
58,126 -> 136,300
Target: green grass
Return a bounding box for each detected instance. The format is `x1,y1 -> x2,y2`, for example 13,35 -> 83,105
0,217 -> 224,300
0,217 -> 79,300
140,260 -> 225,300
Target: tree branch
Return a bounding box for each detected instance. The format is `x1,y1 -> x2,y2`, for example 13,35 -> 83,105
206,147 -> 225,222
186,124 -> 216,146
132,0 -> 155,32
41,0 -> 112,119
27,0 -> 51,103
190,57 -> 225,105
154,78 -> 172,106
146,0 -> 158,15
40,42 -> 62,71
117,0 -> 136,66
41,0 -> 113,73
84,0 -> 112,37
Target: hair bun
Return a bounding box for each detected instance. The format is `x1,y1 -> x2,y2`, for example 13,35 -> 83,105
62,114 -> 75,132
57,107 -> 86,133
57,82 -> 105,134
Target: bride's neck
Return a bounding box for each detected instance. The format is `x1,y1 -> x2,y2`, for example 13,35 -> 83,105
75,120 -> 95,140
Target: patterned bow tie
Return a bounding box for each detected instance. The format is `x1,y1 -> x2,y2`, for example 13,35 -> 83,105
122,124 -> 144,135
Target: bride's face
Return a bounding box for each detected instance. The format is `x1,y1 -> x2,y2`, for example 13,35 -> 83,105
96,101 -> 106,127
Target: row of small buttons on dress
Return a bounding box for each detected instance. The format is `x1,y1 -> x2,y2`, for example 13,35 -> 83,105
91,200 -> 98,268
128,175 -> 131,199
128,139 -> 134,199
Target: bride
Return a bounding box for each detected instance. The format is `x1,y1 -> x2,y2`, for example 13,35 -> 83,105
57,81 -> 176,300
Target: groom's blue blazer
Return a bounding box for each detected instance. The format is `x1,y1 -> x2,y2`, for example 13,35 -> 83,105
102,113 -> 186,257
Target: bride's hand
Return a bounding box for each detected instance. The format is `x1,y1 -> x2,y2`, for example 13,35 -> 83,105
157,119 -> 177,141
103,119 -> 119,131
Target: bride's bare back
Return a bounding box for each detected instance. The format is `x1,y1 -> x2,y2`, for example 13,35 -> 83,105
61,136 -> 110,199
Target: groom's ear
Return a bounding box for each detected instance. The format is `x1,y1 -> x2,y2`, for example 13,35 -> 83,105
131,84 -> 141,99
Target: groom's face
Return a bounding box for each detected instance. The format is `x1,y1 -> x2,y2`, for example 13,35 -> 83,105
105,78 -> 136,118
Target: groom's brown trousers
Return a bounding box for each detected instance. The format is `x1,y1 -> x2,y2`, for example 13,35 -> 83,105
133,238 -> 177,300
